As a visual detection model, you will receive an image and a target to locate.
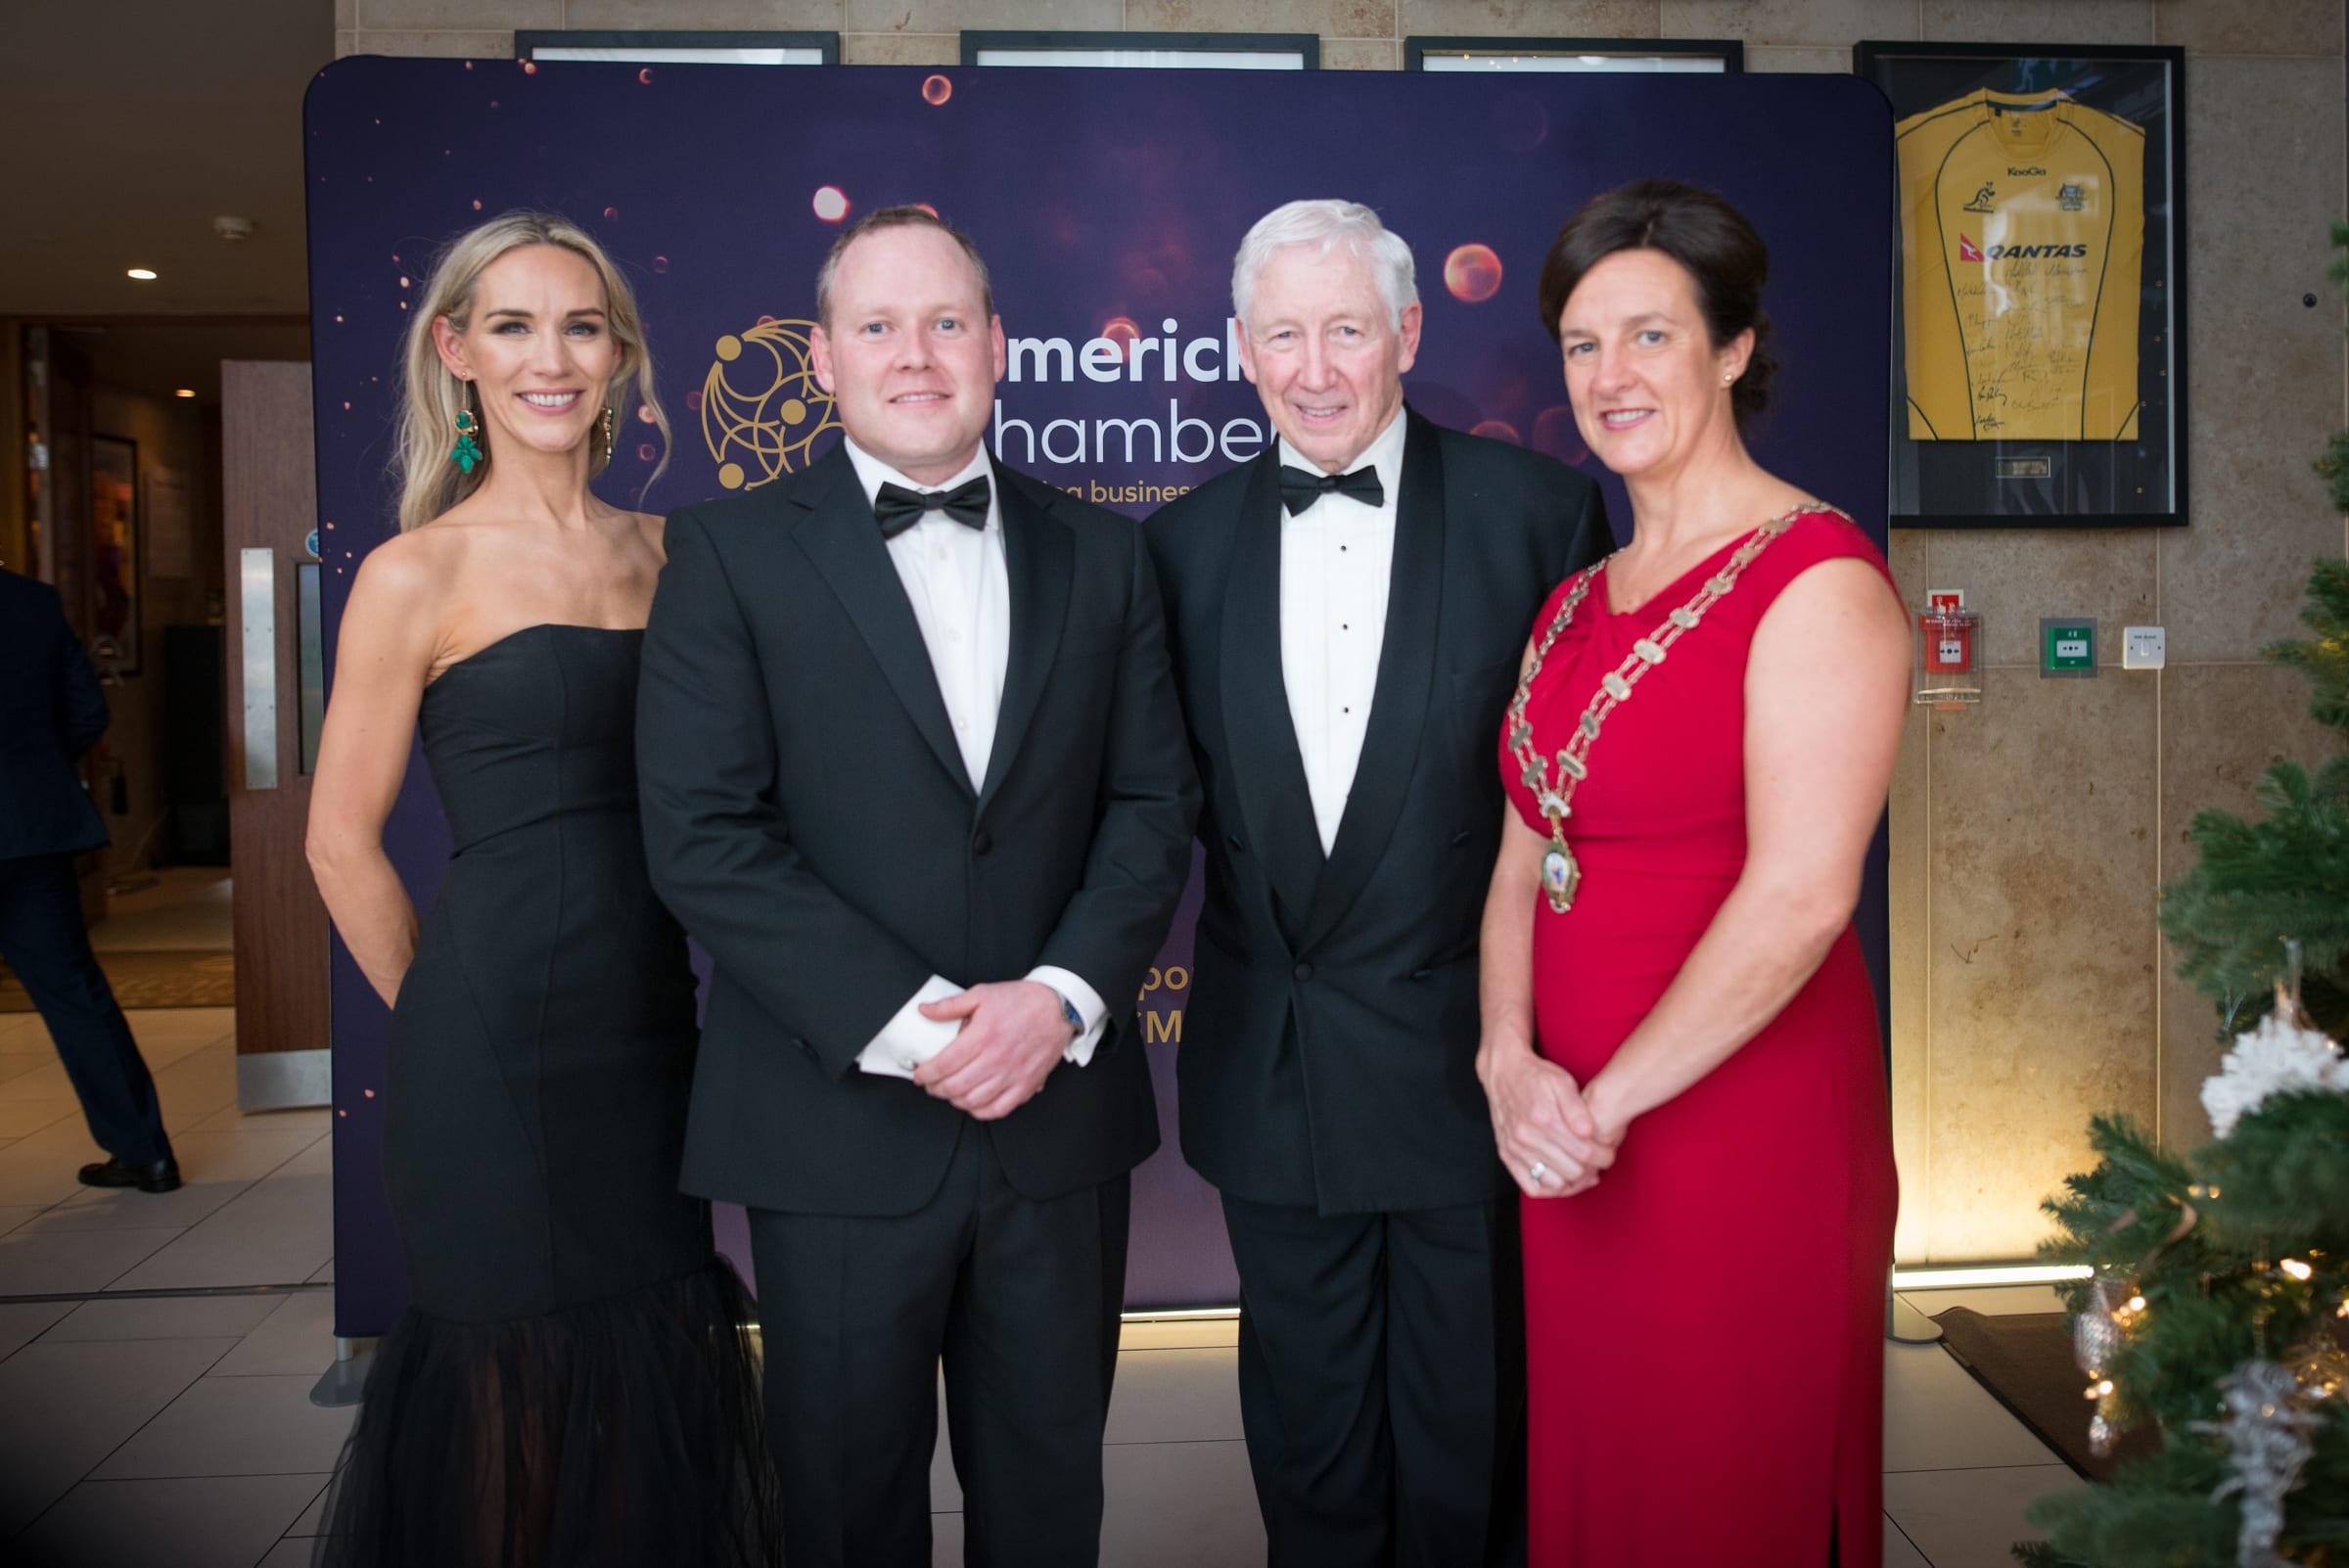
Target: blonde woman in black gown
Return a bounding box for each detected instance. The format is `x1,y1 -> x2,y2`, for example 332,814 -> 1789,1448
305,211 -> 779,1567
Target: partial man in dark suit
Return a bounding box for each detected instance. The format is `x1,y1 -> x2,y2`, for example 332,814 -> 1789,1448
1145,200 -> 1609,1567
0,566 -> 178,1192
637,207 -> 1198,1568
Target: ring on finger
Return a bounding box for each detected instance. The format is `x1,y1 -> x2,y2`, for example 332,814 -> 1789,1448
1528,1160 -> 1550,1185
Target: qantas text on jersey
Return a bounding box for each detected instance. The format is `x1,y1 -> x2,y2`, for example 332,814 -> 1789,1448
1965,241 -> 2090,259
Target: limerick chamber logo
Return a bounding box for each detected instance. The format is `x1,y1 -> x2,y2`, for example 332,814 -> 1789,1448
703,318 -> 841,490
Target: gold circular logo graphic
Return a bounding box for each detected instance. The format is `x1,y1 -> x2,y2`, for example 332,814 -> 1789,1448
703,319 -> 840,489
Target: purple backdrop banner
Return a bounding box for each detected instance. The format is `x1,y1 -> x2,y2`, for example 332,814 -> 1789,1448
306,58 -> 1892,1338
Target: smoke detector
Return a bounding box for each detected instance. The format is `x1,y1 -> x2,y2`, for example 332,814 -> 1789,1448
212,215 -> 256,242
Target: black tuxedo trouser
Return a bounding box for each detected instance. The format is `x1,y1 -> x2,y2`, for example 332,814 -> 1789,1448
748,1125 -> 1129,1568
1221,1190 -> 1527,1568
0,853 -> 170,1167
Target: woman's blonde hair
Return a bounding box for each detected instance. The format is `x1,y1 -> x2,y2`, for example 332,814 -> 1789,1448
394,210 -> 670,532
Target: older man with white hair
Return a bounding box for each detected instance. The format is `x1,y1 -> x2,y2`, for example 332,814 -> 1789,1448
1145,201 -> 1608,1567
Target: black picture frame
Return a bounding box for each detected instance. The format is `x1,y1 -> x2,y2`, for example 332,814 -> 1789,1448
960,31 -> 1320,69
515,30 -> 840,65
1405,36 -> 1743,72
1856,40 -> 2188,528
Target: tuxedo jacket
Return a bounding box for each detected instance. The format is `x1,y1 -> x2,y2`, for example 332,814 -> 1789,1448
1145,409 -> 1608,1215
638,446 -> 1200,1217
0,569 -> 111,862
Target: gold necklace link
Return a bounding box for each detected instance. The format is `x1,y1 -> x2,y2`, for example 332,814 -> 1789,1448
1506,503 -> 1842,912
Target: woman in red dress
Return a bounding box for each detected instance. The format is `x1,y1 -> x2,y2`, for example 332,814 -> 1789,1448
1476,181 -> 1911,1566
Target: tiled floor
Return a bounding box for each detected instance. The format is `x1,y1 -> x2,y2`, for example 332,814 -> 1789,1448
0,874 -> 2083,1564
0,1004 -> 344,1561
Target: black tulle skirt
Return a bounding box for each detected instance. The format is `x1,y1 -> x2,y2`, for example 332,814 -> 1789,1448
313,1260 -> 781,1568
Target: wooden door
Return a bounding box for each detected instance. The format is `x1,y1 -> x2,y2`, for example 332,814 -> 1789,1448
223,361 -> 331,1108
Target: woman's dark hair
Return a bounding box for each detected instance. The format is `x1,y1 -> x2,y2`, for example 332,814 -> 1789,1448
1536,179 -> 1777,426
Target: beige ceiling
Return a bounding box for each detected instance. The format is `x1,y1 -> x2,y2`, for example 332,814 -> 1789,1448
1,1 -> 334,319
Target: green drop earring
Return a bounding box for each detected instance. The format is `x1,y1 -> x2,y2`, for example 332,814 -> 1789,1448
450,383 -> 484,475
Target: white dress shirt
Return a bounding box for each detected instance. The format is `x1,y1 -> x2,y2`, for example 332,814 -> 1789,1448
1278,409 -> 1407,854
841,438 -> 1108,1080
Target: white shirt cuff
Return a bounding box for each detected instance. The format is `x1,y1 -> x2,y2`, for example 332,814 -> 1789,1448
855,974 -> 965,1079
1027,965 -> 1108,1068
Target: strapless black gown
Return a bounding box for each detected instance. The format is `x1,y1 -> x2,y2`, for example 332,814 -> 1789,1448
319,625 -> 780,1568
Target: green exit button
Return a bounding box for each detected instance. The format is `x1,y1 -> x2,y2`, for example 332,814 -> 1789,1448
2040,618 -> 2097,678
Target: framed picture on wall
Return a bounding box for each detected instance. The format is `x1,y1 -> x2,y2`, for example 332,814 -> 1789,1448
515,31 -> 840,65
89,434 -> 141,673
1404,36 -> 1743,72
1855,41 -> 2187,527
960,31 -> 1318,68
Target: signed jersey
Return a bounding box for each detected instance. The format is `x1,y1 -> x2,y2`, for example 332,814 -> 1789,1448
1897,88 -> 2145,441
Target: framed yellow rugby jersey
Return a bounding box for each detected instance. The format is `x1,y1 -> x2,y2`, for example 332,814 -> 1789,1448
1859,41 -> 2185,529
1898,88 -> 2144,441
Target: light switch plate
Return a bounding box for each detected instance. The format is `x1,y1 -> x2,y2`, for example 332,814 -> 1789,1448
2122,625 -> 2166,669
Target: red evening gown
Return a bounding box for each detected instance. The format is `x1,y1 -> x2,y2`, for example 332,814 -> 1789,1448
1498,507 -> 1900,1567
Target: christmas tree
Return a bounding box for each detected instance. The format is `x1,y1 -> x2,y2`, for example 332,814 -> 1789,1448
2155,557 -> 2349,1039
2020,1067 -> 2349,1567
2016,232 -> 2349,1566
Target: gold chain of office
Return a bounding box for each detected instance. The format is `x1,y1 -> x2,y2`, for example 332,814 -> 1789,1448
1505,502 -> 1846,914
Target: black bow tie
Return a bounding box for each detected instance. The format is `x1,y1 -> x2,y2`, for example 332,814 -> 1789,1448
1278,464 -> 1384,516
874,476 -> 990,539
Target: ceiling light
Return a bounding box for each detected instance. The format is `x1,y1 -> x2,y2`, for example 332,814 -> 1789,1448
126,267 -> 158,281
212,215 -> 256,242
174,389 -> 196,398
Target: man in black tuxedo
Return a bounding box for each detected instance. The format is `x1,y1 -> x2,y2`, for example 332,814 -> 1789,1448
0,566 -> 178,1192
1145,201 -> 1608,1567
637,207 -> 1198,1568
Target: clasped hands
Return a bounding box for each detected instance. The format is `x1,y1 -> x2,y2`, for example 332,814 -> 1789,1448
911,980 -> 1074,1122
1478,1040 -> 1626,1199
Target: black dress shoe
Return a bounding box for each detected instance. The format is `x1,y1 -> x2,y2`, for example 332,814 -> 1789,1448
78,1156 -> 182,1193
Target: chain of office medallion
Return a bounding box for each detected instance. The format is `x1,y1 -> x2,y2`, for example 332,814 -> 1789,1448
1505,504 -> 1847,837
